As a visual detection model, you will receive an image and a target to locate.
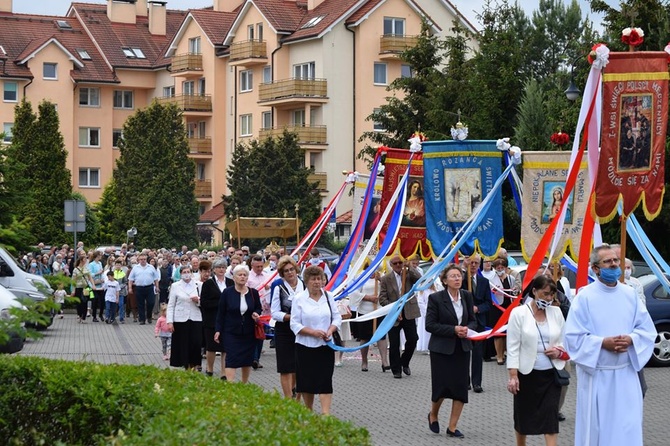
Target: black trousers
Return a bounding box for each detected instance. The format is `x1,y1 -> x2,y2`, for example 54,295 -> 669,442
471,340 -> 483,387
134,285 -> 155,323
91,289 -> 105,319
75,287 -> 88,320
388,317 -> 418,374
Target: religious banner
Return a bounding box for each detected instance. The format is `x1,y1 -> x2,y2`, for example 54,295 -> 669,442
422,140 -> 503,257
379,148 -> 432,259
352,173 -> 384,240
595,51 -> 667,221
520,152 -> 590,261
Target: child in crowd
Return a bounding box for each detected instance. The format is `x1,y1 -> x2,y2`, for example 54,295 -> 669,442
103,270 -> 120,324
54,283 -> 67,319
155,304 -> 171,360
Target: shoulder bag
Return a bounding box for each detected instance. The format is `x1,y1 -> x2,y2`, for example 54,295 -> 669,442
532,306 -> 570,386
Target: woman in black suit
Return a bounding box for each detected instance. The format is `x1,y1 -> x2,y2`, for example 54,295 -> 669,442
200,259 -> 226,378
426,264 -> 478,439
214,264 -> 262,383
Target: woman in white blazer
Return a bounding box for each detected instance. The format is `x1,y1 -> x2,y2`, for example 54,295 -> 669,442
166,266 -> 203,370
506,275 -> 568,446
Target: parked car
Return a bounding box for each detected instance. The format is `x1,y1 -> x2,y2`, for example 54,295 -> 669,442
95,246 -> 124,256
638,274 -> 670,367
286,246 -> 340,269
0,284 -> 26,354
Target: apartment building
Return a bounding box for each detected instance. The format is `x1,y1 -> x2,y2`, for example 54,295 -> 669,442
0,0 -> 476,227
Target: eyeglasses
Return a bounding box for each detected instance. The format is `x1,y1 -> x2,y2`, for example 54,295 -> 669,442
598,257 -> 620,266
446,275 -> 462,279
283,267 -> 296,273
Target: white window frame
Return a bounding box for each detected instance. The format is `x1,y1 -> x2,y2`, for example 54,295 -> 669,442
198,121 -> 206,137
112,129 -> 123,148
188,37 -> 201,54
383,17 -> 405,36
2,122 -> 12,143
79,87 -> 100,107
240,114 -> 252,137
163,85 -> 175,97
257,23 -> 264,41
293,62 -> 315,80
292,109 -> 305,126
373,108 -> 385,132
3,81 -> 18,102
113,90 -> 134,109
263,65 -> 272,83
183,80 -> 195,95
79,127 -> 100,147
43,62 -> 57,80
247,24 -> 255,40
240,70 -> 253,92
374,62 -> 387,85
78,168 -> 100,188
261,111 -> 272,130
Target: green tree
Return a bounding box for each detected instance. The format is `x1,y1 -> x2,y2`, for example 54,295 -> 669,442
514,79 -> 552,150
223,131 -> 321,244
96,179 -> 124,244
589,0 -> 670,51
4,100 -> 71,244
113,101 -> 198,248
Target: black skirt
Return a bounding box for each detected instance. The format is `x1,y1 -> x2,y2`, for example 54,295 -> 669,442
170,320 -> 203,368
430,342 -> 470,403
514,368 -> 560,435
203,326 -> 224,353
223,332 -> 256,368
274,321 -> 296,374
351,312 -> 386,341
295,344 -> 334,394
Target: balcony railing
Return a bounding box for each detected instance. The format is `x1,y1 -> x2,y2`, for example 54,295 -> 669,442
259,78 -> 327,102
308,172 -> 328,192
157,94 -> 212,112
188,137 -> 212,154
229,40 -> 267,61
380,34 -> 419,54
195,179 -> 212,198
259,125 -> 327,144
171,53 -> 203,72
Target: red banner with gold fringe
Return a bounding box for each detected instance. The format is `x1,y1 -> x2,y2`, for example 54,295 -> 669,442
595,51 -> 667,221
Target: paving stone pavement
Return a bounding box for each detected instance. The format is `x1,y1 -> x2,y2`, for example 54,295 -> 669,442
19,314 -> 670,445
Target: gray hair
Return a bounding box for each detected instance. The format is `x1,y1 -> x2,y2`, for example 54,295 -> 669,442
590,243 -> 612,265
212,258 -> 227,269
232,264 -> 250,275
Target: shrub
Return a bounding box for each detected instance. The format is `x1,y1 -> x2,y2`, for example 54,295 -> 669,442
0,356 -> 370,446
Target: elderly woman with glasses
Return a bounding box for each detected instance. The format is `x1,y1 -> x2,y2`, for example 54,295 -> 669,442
271,255 -> 306,398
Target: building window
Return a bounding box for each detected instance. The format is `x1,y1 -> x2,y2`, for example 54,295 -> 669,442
263,65 -> 272,83
112,129 -> 123,148
294,62 -> 315,80
122,47 -> 145,59
373,108 -> 385,132
77,48 -> 91,60
2,123 -> 12,142
113,90 -> 134,109
188,37 -> 201,54
198,121 -> 206,137
198,78 -> 206,95
196,162 -> 206,180
79,87 -> 100,106
240,70 -> 253,92
261,111 -> 272,130
78,168 -> 100,188
79,127 -> 100,147
240,114 -> 252,136
247,24 -> 254,40
257,23 -> 264,41
292,109 -> 305,126
401,64 -> 413,79
3,81 -> 17,102
43,62 -> 57,79
183,81 -> 195,95
163,85 -> 175,97
374,63 -> 387,85
383,17 -> 405,36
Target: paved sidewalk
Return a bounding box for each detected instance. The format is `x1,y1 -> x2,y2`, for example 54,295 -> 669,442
19,314 -> 670,445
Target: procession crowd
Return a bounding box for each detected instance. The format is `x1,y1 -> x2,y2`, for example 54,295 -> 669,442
20,241 -> 654,445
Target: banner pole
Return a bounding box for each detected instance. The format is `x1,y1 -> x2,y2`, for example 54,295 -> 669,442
372,273 -> 379,332
619,215 -> 627,283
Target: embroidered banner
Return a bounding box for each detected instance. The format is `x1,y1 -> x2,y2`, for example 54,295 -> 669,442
379,148 -> 432,259
520,152 -> 590,261
422,140 -> 503,257
352,173 -> 384,240
596,51 -> 667,221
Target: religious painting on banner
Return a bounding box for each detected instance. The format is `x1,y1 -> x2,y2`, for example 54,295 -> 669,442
595,51 -> 667,221
379,148 -> 432,260
520,152 -> 590,262
422,140 -> 503,257
352,174 -> 384,240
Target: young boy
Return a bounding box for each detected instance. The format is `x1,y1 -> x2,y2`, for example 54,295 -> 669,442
103,270 -> 120,324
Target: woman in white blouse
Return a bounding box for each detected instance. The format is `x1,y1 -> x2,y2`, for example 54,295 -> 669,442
166,266 -> 203,370
290,265 -> 342,415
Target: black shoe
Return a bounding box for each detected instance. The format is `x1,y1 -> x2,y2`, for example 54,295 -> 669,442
558,412 -> 566,422
446,428 -> 464,438
139,321 -> 146,325
269,339 -> 276,348
428,413 -> 439,434
105,320 -> 111,324
402,366 -> 411,376
92,318 -> 99,322
252,360 -> 259,370
220,376 -> 227,381
393,372 -> 402,379
467,384 -> 472,390
147,318 -> 153,324
382,365 -> 391,373
205,371 -> 213,377
473,385 -> 483,393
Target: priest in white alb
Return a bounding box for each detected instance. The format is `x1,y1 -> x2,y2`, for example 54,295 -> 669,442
564,244 -> 655,446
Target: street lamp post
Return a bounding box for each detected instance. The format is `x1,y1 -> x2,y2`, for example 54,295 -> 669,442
564,54 -> 585,101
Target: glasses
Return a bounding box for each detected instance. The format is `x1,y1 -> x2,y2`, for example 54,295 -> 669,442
283,267 -> 296,273
447,275 -> 462,279
598,257 -> 620,266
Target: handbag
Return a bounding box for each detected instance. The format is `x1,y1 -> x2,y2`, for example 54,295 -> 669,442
532,306 -> 570,387
254,320 -> 266,340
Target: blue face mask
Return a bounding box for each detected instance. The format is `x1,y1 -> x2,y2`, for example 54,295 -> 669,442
599,266 -> 622,283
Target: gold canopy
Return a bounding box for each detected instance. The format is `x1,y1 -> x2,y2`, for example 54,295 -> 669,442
225,217 -> 300,239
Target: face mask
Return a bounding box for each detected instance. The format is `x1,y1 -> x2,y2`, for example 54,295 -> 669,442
599,266 -> 621,283
624,268 -> 632,280
181,273 -> 192,281
496,270 -> 505,277
535,298 -> 551,310
309,258 -> 320,265
30,262 -> 37,268
269,261 -> 276,269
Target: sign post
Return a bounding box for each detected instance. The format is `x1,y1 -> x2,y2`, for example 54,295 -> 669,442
64,200 -> 86,267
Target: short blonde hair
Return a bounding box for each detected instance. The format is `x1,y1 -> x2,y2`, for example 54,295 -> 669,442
276,256 -> 298,278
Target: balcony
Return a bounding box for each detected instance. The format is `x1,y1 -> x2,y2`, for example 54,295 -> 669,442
188,137 -> 212,155
379,34 -> 419,59
195,179 -> 212,198
171,53 -> 203,75
229,40 -> 268,66
157,94 -> 212,113
259,125 -> 327,145
308,172 -> 328,193
258,78 -> 328,107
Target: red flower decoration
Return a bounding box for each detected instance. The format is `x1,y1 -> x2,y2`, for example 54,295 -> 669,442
587,43 -> 605,65
411,131 -> 427,141
551,132 -> 570,146
621,27 -> 644,47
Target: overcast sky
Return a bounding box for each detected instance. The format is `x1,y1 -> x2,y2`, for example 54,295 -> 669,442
14,0 -> 614,31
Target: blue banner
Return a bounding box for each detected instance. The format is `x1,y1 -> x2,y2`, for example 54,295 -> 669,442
422,140 -> 503,257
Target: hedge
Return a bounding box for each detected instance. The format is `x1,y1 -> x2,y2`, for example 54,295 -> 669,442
0,356 -> 370,446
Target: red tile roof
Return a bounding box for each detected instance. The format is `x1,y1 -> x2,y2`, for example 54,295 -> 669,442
336,209 -> 353,224
345,0 -> 381,25
190,9 -> 236,46
199,201 -> 226,223
284,0 -> 361,42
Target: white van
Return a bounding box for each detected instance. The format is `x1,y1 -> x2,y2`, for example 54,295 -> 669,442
0,284 -> 25,353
